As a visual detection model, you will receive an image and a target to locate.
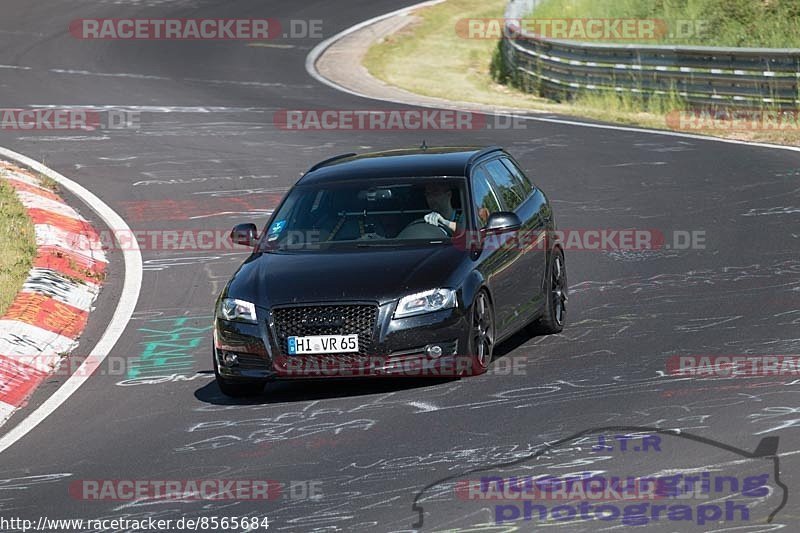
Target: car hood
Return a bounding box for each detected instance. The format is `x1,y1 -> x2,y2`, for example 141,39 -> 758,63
226,244 -> 468,306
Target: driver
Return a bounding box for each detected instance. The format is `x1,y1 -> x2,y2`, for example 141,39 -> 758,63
423,183 -> 460,232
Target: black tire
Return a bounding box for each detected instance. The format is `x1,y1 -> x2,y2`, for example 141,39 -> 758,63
530,247 -> 567,335
465,290 -> 495,376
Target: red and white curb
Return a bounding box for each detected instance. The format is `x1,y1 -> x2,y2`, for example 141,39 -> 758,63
0,161 -> 107,425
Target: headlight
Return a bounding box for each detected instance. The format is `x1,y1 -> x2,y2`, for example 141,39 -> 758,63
219,298 -> 257,323
394,288 -> 457,319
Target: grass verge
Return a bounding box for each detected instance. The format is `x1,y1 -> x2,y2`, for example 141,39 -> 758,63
528,0 -> 800,48
362,0 -> 800,146
0,175 -> 36,317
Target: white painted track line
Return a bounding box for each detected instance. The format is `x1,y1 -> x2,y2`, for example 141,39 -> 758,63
0,146 -> 143,454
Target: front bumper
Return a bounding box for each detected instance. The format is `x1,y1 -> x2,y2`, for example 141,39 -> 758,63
214,301 -> 473,380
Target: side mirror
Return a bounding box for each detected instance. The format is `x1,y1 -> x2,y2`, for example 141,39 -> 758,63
230,223 -> 258,246
483,212 -> 521,234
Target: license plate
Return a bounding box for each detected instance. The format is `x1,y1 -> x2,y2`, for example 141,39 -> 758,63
288,334 -> 359,355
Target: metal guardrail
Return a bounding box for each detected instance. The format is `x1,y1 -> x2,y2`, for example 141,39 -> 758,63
499,0 -> 800,108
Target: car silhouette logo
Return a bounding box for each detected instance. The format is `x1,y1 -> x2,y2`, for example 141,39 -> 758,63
411,425 -> 788,528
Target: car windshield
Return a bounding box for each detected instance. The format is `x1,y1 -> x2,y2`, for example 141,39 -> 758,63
258,177 -> 468,251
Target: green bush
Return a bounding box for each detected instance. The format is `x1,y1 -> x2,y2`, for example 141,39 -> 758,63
489,42 -> 509,84
529,0 -> 800,47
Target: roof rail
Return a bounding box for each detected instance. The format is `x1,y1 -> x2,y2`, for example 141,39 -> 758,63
307,152 -> 357,173
465,146 -> 503,171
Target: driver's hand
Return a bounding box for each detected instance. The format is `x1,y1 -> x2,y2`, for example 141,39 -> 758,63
424,212 -> 447,227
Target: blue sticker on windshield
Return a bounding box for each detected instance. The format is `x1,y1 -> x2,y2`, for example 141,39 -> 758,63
269,219 -> 286,234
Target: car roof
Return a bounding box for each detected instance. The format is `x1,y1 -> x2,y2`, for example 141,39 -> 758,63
296,146 -> 504,185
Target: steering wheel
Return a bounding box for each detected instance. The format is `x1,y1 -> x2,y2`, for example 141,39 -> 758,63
398,218 -> 451,239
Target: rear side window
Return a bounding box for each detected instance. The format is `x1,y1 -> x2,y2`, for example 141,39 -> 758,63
500,157 -> 534,197
484,159 -> 524,210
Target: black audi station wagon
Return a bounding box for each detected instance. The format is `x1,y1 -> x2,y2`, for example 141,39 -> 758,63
213,147 -> 566,396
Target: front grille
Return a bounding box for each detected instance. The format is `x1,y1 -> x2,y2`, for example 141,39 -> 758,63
271,304 -> 379,358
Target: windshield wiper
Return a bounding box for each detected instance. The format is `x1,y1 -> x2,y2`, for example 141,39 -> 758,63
355,242 -> 399,247
356,240 -> 446,247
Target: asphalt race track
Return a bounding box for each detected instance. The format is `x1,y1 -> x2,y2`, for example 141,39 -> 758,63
1,0 -> 799,531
